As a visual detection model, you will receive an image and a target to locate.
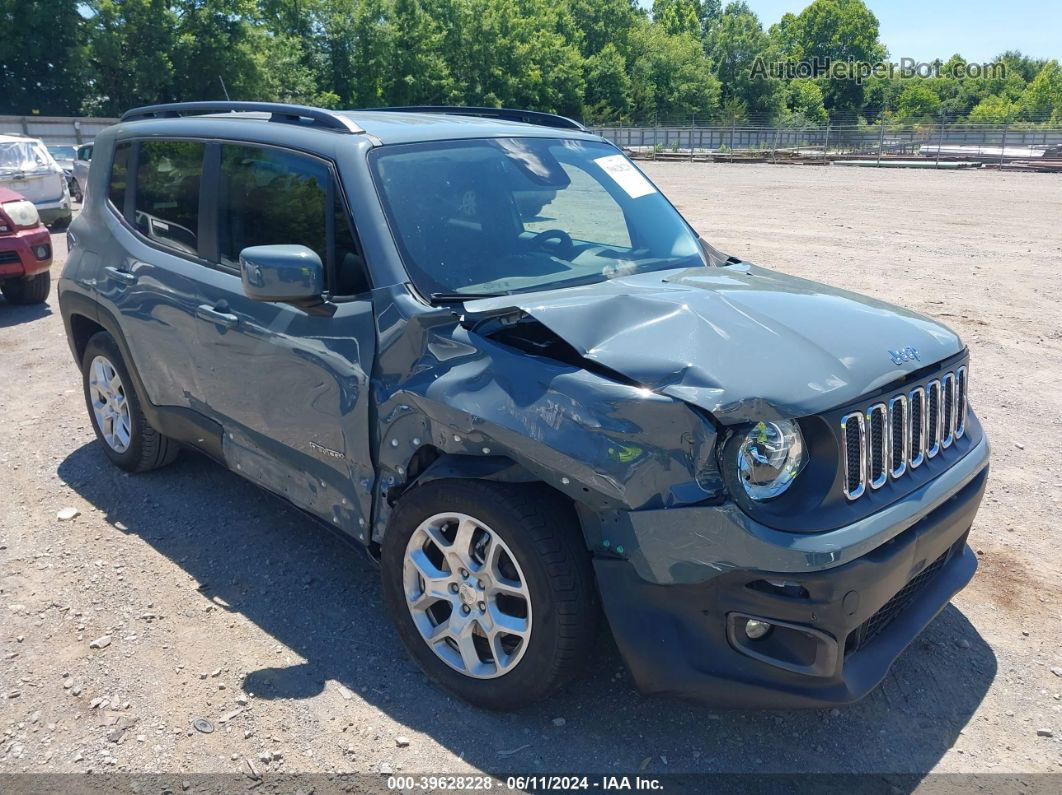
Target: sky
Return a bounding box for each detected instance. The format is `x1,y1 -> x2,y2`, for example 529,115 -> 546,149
646,1 -> 1062,64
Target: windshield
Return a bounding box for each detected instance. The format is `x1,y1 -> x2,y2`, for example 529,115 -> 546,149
48,145 -> 76,160
0,141 -> 51,173
370,137 -> 705,297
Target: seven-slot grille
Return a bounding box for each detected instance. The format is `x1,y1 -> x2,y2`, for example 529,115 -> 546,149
841,365 -> 968,500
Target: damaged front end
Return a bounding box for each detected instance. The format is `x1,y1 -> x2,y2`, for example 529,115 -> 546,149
369,283 -> 726,551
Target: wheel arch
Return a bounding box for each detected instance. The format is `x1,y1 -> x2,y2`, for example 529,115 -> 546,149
383,447 -> 595,553
59,294 -> 224,460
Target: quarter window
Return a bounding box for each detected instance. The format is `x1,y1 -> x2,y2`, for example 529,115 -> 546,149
134,140 -> 205,255
108,143 -> 130,211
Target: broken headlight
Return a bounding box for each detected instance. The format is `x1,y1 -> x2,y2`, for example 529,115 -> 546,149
736,420 -> 807,500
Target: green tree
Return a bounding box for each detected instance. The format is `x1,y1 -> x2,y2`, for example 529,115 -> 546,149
772,0 -> 885,118
628,20 -> 720,122
567,0 -> 641,57
996,50 -> 1047,84
705,2 -> 784,122
0,0 -> 86,114
386,0 -> 457,105
83,0 -> 179,115
653,0 -> 701,37
1019,60 -> 1062,122
967,94 -> 1019,124
583,43 -> 632,122
895,81 -> 940,121
170,0 -> 273,101
785,78 -> 827,125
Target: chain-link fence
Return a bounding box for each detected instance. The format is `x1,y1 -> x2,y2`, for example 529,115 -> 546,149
5,114 -> 1061,171
590,121 -> 1062,170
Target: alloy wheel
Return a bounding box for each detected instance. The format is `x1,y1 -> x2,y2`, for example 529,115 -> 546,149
88,355 -> 132,453
402,512 -> 532,679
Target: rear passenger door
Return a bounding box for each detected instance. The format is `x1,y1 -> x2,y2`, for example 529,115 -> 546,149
191,143 -> 376,537
99,139 -> 209,413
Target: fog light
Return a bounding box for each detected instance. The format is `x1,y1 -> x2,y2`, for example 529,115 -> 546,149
34,245 -> 50,259
744,619 -> 772,640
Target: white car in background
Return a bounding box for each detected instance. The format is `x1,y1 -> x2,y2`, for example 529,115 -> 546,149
0,134 -> 72,229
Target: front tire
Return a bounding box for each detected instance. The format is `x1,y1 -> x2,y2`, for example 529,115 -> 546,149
1,271 -> 50,304
381,479 -> 598,710
81,331 -> 179,472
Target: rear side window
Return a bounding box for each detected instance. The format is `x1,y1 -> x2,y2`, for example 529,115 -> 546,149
108,143 -> 130,210
218,144 -> 369,295
134,140 -> 205,256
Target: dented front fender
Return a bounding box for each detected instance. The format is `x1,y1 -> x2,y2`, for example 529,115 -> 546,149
369,285 -> 723,542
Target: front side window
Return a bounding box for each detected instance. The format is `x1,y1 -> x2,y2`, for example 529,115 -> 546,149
217,145 -> 368,295
134,140 -> 204,255
369,137 -> 704,297
218,145 -> 328,268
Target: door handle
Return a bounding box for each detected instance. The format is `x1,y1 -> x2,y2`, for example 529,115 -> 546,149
104,266 -> 137,285
196,304 -> 239,328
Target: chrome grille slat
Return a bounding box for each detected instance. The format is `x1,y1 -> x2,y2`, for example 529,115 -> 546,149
840,368 -> 969,501
866,403 -> 888,490
909,387 -> 926,469
841,411 -> 866,500
888,394 -> 908,479
955,366 -> 968,439
941,373 -> 955,449
926,379 -> 942,458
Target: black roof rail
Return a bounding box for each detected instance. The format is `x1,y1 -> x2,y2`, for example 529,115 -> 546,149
120,102 -> 364,134
370,106 -> 586,131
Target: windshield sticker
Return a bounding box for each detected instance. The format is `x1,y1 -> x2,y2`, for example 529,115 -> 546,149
593,155 -> 657,199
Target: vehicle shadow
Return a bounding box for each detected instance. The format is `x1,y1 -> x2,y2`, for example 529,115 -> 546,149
0,298 -> 52,327
58,442 -> 996,776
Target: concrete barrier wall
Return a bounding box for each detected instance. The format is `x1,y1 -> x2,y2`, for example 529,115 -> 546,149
0,115 -> 118,146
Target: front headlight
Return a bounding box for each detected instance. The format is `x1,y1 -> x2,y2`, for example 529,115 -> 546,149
736,420 -> 807,500
3,200 -> 40,228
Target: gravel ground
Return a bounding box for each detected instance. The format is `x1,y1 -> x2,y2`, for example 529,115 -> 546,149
1,164 -> 1061,780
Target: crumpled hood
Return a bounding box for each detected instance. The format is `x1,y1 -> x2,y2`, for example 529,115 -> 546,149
464,264 -> 963,424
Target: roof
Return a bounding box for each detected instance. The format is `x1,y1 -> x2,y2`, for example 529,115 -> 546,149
0,134 -> 38,144
336,110 -> 599,145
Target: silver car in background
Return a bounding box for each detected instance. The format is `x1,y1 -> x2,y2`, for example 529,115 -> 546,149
73,143 -> 93,200
47,144 -> 83,202
0,134 -> 73,228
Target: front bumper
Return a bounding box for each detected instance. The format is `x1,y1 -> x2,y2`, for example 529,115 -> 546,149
594,435 -> 990,707
0,227 -> 53,280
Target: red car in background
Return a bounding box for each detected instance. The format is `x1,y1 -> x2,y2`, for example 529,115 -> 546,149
0,186 -> 52,304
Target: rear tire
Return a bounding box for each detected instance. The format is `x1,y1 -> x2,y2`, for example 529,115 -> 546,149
81,331 -> 179,472
381,479 -> 598,710
1,271 -> 50,304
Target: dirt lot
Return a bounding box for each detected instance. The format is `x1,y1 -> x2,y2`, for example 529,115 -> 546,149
2,164 -> 1061,782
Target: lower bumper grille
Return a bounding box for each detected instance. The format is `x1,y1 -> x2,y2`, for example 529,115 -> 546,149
845,546 -> 953,654
0,250 -> 20,265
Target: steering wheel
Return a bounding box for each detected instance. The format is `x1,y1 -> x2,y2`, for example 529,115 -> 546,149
529,228 -> 575,260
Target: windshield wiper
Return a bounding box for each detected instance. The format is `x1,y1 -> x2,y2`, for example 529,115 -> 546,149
430,291 -> 507,303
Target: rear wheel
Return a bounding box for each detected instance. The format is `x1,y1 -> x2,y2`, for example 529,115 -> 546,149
381,479 -> 598,710
1,271 -> 50,304
81,331 -> 179,472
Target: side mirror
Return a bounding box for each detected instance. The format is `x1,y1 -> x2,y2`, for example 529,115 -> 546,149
240,244 -> 324,303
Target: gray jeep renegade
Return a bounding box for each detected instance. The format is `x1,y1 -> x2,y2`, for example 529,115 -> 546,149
59,102 -> 990,710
